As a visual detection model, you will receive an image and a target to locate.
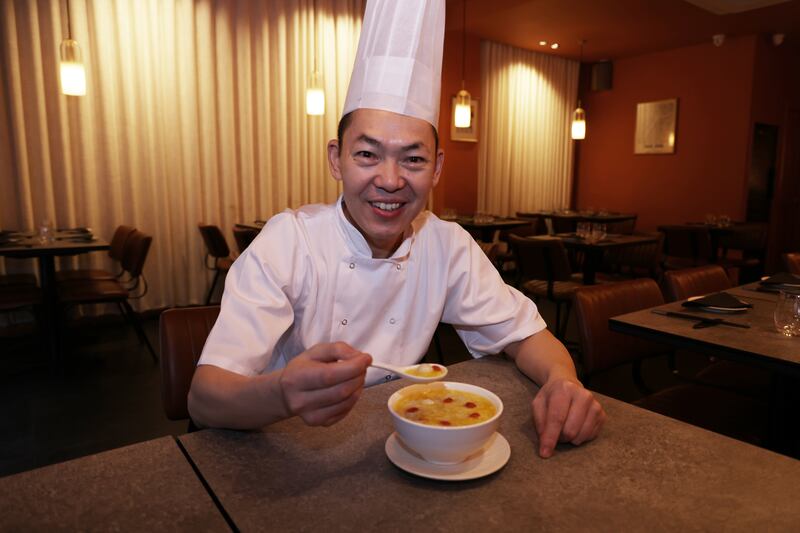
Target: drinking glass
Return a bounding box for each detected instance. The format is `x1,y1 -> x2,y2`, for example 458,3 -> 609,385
38,219 -> 54,244
590,223 -> 607,243
774,290 -> 800,337
576,222 -> 589,238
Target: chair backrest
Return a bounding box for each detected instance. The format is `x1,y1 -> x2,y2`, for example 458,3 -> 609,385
232,226 -> 259,254
198,224 -> 231,259
121,229 -> 153,278
574,278 -> 668,376
551,215 -> 578,234
662,264 -> 731,302
660,225 -> 712,264
783,253 -> 800,275
508,235 -> 572,284
602,233 -> 664,276
160,305 -> 221,420
108,225 -> 136,261
509,219 -> 547,238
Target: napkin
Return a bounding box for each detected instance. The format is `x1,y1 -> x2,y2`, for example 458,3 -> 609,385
682,292 -> 752,310
759,272 -> 800,288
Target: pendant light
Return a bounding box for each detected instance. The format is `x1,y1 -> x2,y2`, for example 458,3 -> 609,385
59,0 -> 86,96
306,0 -> 325,116
570,40 -> 586,140
453,0 -> 471,128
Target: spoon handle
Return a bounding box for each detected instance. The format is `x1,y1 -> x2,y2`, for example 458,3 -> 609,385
369,361 -> 403,374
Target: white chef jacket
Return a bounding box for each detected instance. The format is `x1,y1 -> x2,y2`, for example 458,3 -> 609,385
198,196 -> 547,386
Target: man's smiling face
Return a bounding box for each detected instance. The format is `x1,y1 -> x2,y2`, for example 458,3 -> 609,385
327,109 -> 444,258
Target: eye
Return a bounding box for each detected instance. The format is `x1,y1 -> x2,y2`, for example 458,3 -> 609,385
353,150 -> 378,163
405,156 -> 427,166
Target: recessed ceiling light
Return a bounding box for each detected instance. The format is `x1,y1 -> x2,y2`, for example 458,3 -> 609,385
550,43 -> 559,49
539,40 -> 547,46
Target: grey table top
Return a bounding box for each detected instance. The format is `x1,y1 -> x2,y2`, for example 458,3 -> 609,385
179,357 -> 800,532
610,291 -> 800,375
0,436 -> 229,532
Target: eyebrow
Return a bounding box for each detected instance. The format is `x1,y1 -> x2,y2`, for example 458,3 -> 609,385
353,135 -> 428,153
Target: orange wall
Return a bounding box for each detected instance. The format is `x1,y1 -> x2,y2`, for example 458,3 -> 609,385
575,36 -> 761,232
434,30 -> 481,216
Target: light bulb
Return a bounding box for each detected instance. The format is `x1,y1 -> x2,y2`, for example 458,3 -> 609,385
571,106 -> 586,140
306,71 -> 324,115
454,89 -> 472,128
59,39 -> 86,96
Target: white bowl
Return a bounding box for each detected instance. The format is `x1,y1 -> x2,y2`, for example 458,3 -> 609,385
387,381 -> 503,465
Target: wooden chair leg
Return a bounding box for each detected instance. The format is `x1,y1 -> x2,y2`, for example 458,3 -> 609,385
122,300 -> 158,362
205,269 -> 221,305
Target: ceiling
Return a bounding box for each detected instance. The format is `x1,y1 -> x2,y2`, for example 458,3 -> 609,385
447,0 -> 800,61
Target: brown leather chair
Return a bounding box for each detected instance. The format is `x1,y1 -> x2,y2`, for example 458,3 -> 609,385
58,229 -> 157,360
783,252 -> 800,275
573,278 -> 767,445
56,225 -> 136,281
232,225 -> 260,254
159,305 -> 220,423
659,225 -> 712,270
661,264 -> 731,302
574,278 -> 669,392
509,235 -> 583,339
198,224 -> 234,304
716,223 -> 768,283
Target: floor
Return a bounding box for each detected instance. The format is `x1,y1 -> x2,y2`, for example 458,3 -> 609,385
0,297 -> 769,479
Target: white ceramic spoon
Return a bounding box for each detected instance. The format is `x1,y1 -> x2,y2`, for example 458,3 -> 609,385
370,362 -> 448,383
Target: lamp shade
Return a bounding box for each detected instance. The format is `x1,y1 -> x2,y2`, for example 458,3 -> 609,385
59,39 -> 86,96
571,106 -> 586,140
454,89 -> 472,128
306,71 -> 325,115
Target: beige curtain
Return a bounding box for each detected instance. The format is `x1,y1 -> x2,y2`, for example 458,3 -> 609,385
477,40 -> 578,217
0,0 -> 363,310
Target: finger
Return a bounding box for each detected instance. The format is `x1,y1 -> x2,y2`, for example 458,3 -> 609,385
293,354 -> 371,392
303,342 -> 364,363
573,402 -> 607,445
531,394 -> 547,438
559,392 -> 593,443
301,387 -> 362,426
538,391 -> 572,458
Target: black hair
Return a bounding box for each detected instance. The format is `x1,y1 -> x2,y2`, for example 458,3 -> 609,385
336,111 -> 439,154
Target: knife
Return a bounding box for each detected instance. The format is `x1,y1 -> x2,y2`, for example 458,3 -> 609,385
652,309 -> 750,329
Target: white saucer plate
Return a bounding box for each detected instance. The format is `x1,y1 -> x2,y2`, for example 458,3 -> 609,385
686,296 -> 748,314
385,431 -> 510,481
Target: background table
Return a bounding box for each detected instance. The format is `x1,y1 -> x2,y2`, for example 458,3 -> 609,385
0,437 -> 229,531
558,232 -> 660,284
179,357 -> 800,532
454,216 -> 529,242
0,231 -> 110,367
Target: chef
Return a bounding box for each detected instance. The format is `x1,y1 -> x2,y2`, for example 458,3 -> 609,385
188,0 -> 605,458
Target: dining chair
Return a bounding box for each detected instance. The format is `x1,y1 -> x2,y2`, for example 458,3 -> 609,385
605,215 -> 637,235
659,225 -> 712,270
508,235 -> 583,340
232,225 -> 260,254
782,252 -> 800,275
56,225 -> 136,282
198,224 -> 234,305
493,220 -> 548,276
573,278 -> 767,446
57,229 -> 157,361
661,264 -> 731,302
600,232 -> 664,281
660,265 -> 769,399
159,305 -> 220,429
0,277 -> 41,328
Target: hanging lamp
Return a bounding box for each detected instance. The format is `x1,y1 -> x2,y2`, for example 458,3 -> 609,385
59,0 -> 86,96
453,0 -> 471,128
570,40 -> 586,140
306,0 -> 325,115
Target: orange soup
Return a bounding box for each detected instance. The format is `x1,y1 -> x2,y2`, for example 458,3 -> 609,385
404,364 -> 446,378
393,384 -> 496,427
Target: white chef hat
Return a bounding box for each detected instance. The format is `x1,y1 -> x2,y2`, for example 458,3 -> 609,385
342,0 -> 445,128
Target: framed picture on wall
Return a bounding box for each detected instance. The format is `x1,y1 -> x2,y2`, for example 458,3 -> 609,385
634,98 -> 678,154
451,97 -> 479,142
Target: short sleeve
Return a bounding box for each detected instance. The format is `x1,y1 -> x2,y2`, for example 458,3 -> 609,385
440,225 -> 546,355
197,213 -> 308,376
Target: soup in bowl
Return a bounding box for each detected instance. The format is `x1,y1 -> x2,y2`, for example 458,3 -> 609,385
388,382 -> 503,464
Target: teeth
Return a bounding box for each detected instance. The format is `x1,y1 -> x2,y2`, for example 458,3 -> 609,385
372,202 -> 401,211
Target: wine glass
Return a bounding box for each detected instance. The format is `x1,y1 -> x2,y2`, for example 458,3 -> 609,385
774,290 -> 800,337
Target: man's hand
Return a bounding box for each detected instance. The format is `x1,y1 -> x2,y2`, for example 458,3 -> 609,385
532,377 -> 606,458
279,342 -> 373,427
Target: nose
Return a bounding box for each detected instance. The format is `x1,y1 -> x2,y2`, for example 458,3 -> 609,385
374,160 -> 404,192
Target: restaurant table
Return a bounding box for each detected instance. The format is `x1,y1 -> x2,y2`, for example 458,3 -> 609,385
178,357 -> 800,531
0,437 -> 230,531
453,215 -> 529,242
609,289 -> 800,456
557,232 -> 660,285
519,211 -> 637,234
0,231 -> 109,368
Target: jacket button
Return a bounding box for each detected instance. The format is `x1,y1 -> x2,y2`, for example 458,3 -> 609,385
389,318 -> 396,325
349,263 -> 355,269
396,264 -> 402,271
341,319 -> 348,325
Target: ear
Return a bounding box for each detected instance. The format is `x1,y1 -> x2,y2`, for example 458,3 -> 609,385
431,148 -> 445,188
327,139 -> 343,182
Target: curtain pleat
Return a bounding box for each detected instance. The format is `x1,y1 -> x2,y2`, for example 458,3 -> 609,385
478,40 -> 577,217
0,0 -> 363,310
